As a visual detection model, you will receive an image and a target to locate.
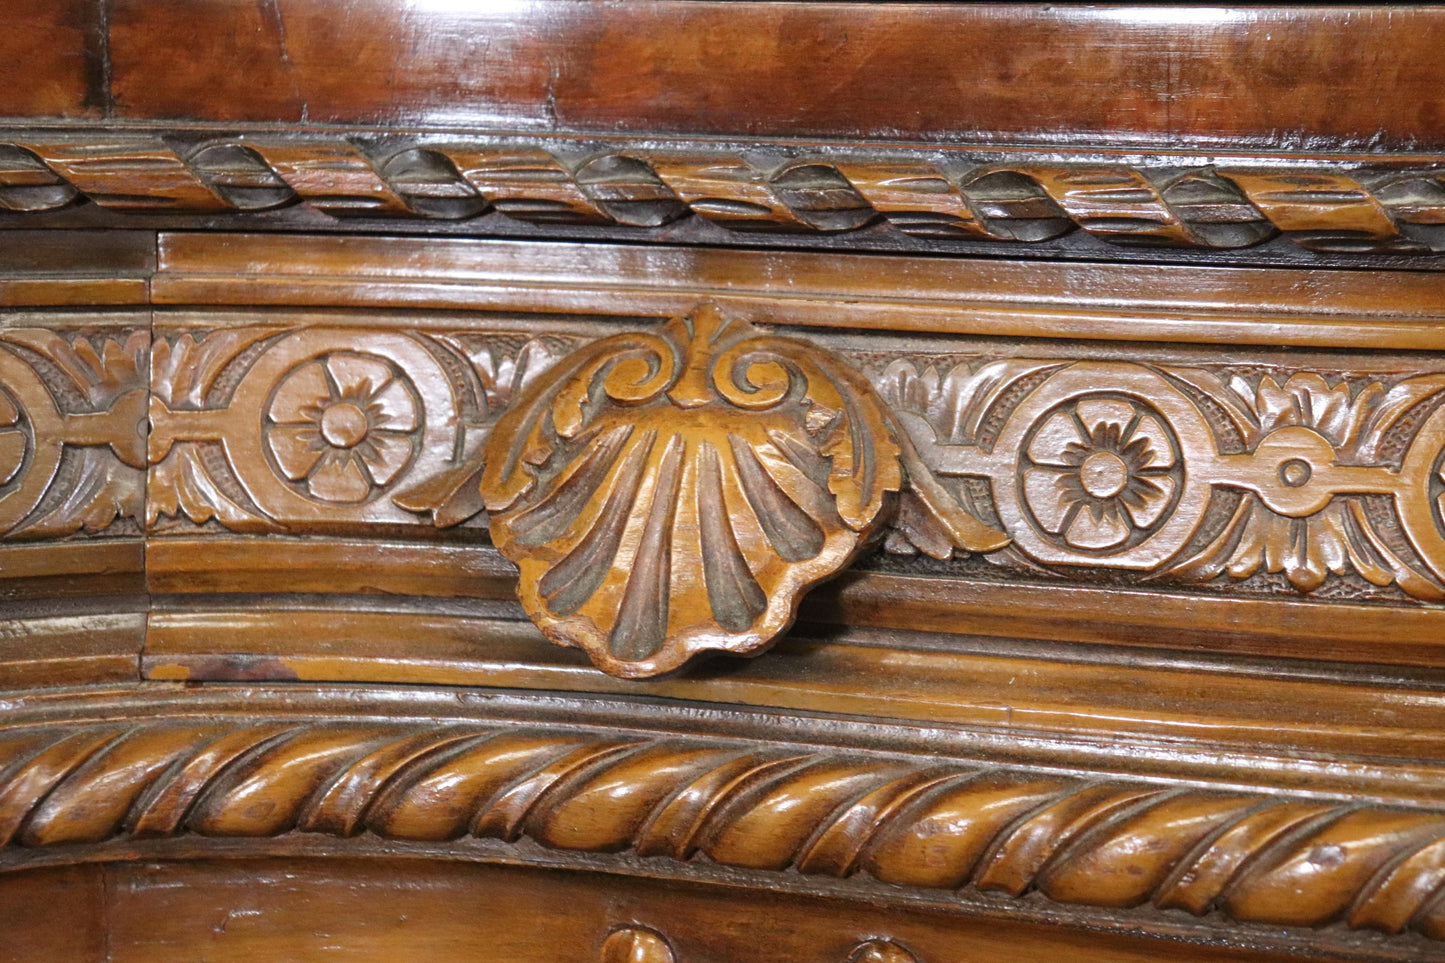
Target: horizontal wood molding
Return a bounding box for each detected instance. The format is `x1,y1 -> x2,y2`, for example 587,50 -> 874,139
6,3 -> 1443,152
138,603 -> 1445,794
1,135 -> 1444,258
153,235 -> 1445,347
1,687 -> 1445,960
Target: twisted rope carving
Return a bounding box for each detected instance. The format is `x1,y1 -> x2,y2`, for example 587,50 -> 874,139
1,138 -> 1441,253
5,720 -> 1445,940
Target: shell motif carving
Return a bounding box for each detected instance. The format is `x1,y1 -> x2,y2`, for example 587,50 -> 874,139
479,304 -> 916,677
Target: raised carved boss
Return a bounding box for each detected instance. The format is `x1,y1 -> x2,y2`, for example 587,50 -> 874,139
478,304 -> 1004,677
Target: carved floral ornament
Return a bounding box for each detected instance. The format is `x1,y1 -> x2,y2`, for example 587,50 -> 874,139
20,305 -> 1445,676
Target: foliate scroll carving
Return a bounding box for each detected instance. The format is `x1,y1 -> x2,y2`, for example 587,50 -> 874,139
147,325 -> 577,533
0,327 -> 147,539
146,316 -> 1445,609
7,719 -> 1445,945
477,304 -> 1004,677
882,359 -> 1445,600
4,135 -> 1445,253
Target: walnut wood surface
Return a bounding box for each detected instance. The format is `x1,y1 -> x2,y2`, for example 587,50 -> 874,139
10,232 -> 1445,679
0,859 -> 1329,963
2,3 -> 1438,152
153,233 -> 1445,349
8,713 -> 1445,937
6,2 -> 1445,957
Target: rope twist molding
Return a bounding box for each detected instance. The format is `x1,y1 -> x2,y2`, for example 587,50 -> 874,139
4,720 -> 1445,942
1,137 -> 1442,253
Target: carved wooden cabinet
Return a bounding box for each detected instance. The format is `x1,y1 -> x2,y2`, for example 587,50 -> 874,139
6,3 -> 1445,960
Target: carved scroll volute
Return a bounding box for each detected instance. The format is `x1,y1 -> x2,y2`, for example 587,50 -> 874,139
480,304 -> 1005,678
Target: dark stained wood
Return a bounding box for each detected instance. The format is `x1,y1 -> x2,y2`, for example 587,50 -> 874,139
0,231 -> 152,306
0,0 -> 103,120
100,3 -> 1445,151
0,610 -> 143,687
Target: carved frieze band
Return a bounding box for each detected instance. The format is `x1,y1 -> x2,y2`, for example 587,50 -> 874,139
881,358 -> 1445,602
4,719 -> 1445,944
2,136 -> 1443,253
0,326 -> 147,540
14,308 -> 1445,660
144,315 -> 1445,608
148,307 -> 1006,673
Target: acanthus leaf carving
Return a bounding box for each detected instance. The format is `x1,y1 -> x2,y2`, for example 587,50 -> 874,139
132,314 -> 1445,613
885,358 -> 1445,602
390,334 -> 573,528
0,328 -> 149,540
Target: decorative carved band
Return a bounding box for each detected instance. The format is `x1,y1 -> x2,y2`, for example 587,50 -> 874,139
2,136 -> 1442,253
883,359 -> 1445,602
0,325 -> 147,540
143,312 -> 1445,609
4,719 -> 1445,943
15,305 -> 1445,669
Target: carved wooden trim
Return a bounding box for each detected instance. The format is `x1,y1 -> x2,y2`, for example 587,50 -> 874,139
476,304 -> 1000,676
3,135 -> 1444,254
140,310 -> 1445,609
4,717 -> 1445,943
884,359 -> 1445,601
15,298 -> 1445,669
0,322 -> 147,540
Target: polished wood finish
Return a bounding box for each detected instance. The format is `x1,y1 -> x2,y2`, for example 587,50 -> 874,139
86,3 -> 1445,151
152,233 -> 1445,348
5,135 -> 1445,257
7,3 -> 1445,960
0,859 -> 1325,963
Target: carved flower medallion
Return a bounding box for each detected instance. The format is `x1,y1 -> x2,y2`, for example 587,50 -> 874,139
479,304 -> 906,677
264,352 -> 421,504
1021,395 -> 1180,552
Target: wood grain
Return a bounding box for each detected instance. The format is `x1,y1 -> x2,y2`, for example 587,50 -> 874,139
7,1 -> 1445,959
138,606 -> 1445,798
154,233 -> 1445,349
477,303 -> 997,676
73,858 -> 1320,963
96,3 -> 1445,151
0,0 -> 102,120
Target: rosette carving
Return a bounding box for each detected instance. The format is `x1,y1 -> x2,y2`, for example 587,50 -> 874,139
480,304 -> 1005,677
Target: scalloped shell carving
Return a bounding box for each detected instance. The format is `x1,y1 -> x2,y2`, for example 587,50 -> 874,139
479,304 -> 904,677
